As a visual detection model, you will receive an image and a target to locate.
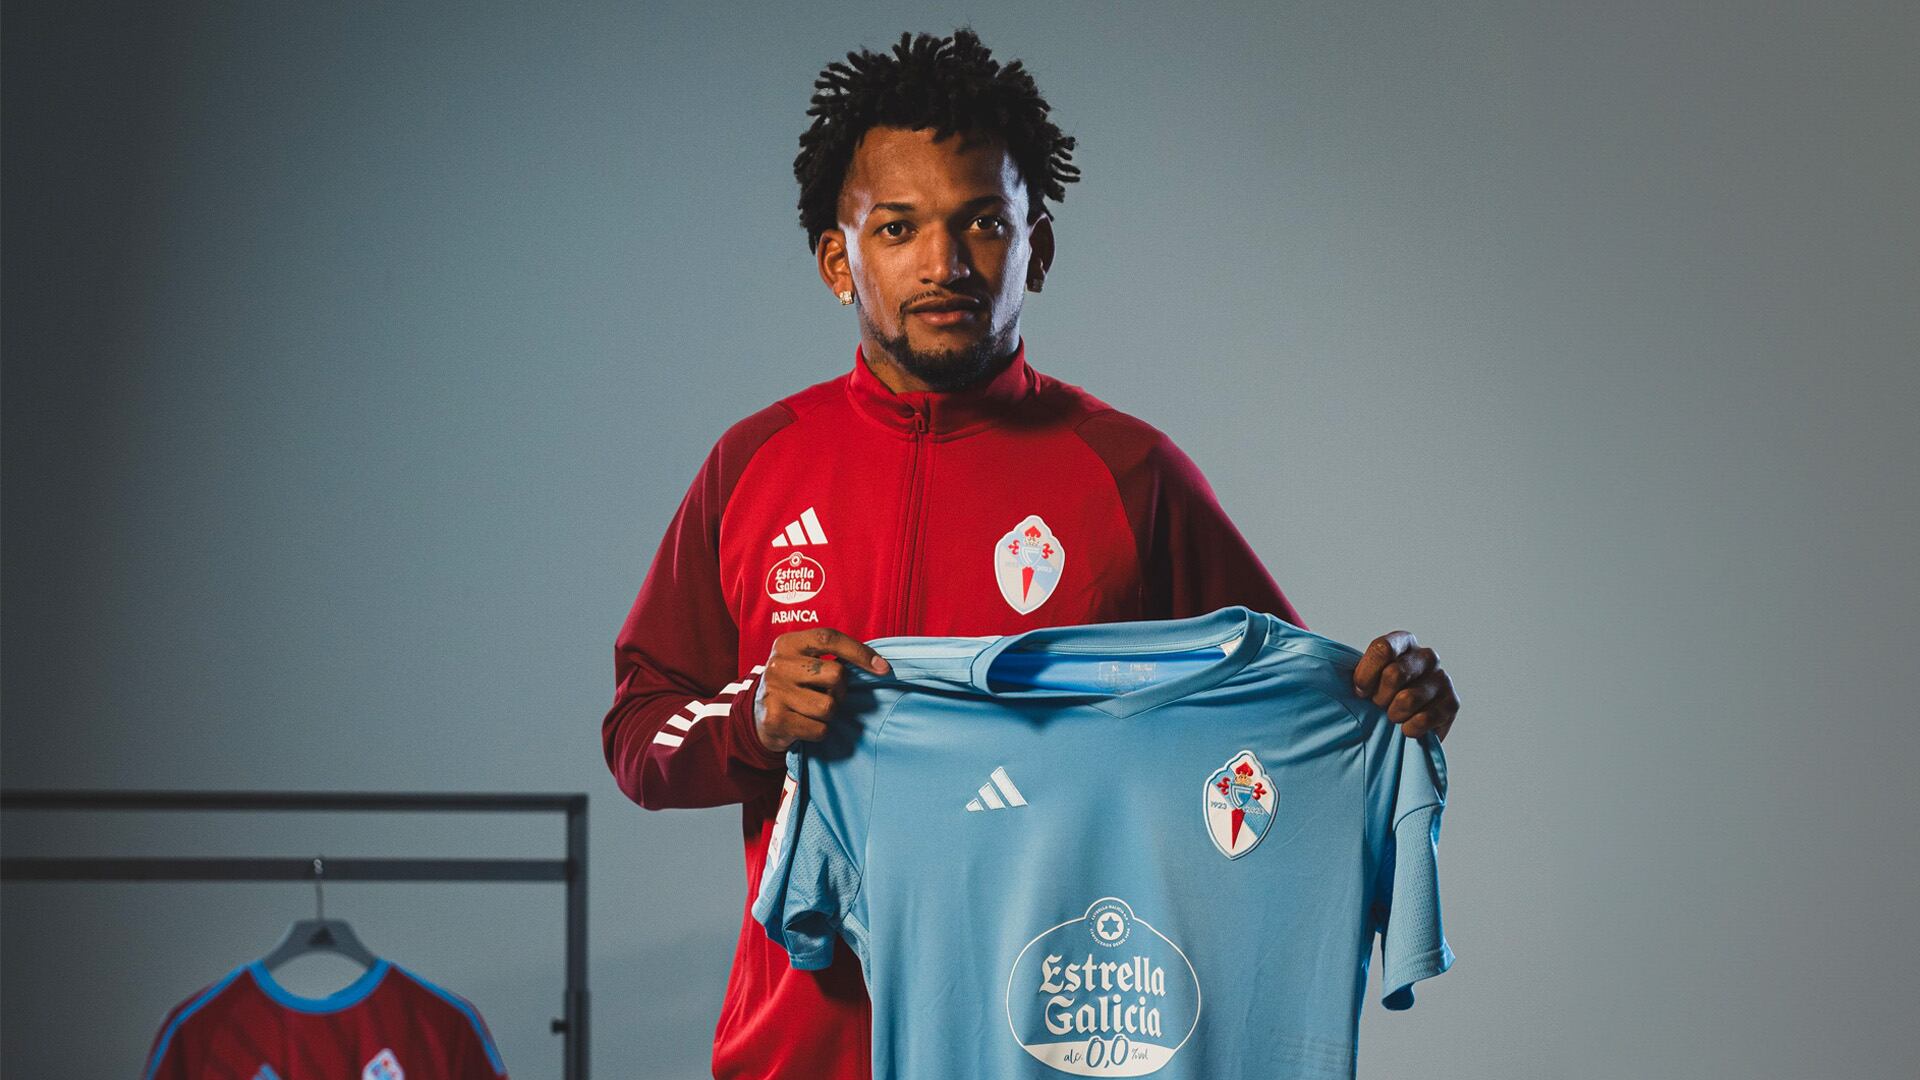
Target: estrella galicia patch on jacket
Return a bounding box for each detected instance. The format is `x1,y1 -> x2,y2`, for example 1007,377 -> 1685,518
1204,750 -> 1277,859
994,514 -> 1064,614
1005,897 -> 1201,1075
764,551 -> 825,604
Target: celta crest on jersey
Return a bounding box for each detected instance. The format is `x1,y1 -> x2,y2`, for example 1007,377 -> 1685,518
362,1048 -> 404,1080
1005,897 -> 1201,1076
994,514 -> 1065,614
1204,750 -> 1277,859
764,551 -> 825,604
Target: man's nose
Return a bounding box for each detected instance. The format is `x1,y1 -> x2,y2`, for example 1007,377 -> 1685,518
919,226 -> 972,283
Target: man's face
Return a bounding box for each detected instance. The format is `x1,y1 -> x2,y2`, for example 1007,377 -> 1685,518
819,125 -> 1053,391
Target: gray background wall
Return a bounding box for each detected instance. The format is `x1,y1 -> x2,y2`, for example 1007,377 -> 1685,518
4,1 -> 1915,1077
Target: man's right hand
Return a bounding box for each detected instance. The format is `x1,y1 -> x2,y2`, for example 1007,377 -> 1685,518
754,628 -> 891,755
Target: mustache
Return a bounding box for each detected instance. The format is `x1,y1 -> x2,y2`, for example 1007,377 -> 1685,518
902,292 -> 989,314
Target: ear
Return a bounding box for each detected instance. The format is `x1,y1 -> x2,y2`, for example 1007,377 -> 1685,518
817,229 -> 852,298
1025,211 -> 1056,291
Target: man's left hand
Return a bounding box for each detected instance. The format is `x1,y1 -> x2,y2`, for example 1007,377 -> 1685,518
1352,631 -> 1457,742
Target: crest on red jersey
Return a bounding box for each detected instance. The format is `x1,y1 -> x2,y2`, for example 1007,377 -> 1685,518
362,1048 -> 405,1080
993,514 -> 1064,615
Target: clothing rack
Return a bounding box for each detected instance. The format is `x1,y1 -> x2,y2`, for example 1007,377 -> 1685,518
0,790 -> 589,1080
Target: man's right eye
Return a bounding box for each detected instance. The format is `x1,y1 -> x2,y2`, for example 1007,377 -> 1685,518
877,221 -> 909,238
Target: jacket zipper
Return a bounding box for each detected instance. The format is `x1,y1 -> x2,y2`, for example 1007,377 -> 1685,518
895,411 -> 928,635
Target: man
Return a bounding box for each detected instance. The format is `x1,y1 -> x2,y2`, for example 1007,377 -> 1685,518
603,28 -> 1459,1080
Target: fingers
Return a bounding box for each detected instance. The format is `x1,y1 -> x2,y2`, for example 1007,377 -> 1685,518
1385,675 -> 1441,722
764,626 -> 892,696
756,627 -> 892,755
756,684 -> 836,753
792,627 -> 890,675
757,713 -> 827,754
761,677 -> 838,725
762,652 -> 874,702
1352,632 -> 1459,741
766,652 -> 845,693
770,707 -> 830,743
1397,674 -> 1459,741
1404,711 -> 1456,742
1354,633 -> 1426,706
1352,631 -> 1418,698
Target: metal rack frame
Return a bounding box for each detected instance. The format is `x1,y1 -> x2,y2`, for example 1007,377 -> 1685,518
0,789 -> 588,1080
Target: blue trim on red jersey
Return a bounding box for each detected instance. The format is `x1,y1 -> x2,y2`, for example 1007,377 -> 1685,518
246,957 -> 391,1013
396,964 -> 509,1076
143,965 -> 248,1080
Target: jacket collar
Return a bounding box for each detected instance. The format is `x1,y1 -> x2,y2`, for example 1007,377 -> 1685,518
845,339 -> 1036,439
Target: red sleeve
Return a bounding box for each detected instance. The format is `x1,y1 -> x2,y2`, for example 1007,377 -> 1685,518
455,997 -> 509,1078
1075,410 -> 1306,629
140,996 -> 193,1080
602,404 -> 794,810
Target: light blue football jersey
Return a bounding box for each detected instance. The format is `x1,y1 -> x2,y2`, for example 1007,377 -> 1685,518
752,605 -> 1453,1079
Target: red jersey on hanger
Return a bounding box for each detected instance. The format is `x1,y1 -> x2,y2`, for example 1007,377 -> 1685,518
604,341 -> 1303,1080
141,958 -> 507,1080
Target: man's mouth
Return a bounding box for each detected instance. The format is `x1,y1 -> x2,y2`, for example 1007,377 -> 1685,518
908,299 -> 985,326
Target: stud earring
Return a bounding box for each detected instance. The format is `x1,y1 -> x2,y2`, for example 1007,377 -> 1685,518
837,289 -> 854,305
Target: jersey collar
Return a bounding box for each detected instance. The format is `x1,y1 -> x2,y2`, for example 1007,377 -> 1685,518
845,338 -> 1037,439
965,606 -> 1270,718
247,957 -> 391,1013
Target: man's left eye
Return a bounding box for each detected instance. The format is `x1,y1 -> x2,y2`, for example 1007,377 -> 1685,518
974,216 -> 1006,231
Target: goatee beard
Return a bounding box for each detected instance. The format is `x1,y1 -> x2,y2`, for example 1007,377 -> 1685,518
863,307 -> 1016,392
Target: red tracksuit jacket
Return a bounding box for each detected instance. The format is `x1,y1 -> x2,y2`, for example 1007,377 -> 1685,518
603,341 -> 1303,1079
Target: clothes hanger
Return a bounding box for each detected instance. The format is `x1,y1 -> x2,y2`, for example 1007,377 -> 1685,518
258,855 -> 378,971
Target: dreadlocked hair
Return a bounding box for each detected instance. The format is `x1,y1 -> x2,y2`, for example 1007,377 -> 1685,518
793,27 -> 1080,252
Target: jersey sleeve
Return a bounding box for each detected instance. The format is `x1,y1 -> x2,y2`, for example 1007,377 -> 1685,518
140,969 -> 247,1080
1074,410 -> 1306,628
751,698 -> 883,971
602,405 -> 795,810
1373,730 -> 1454,1009
140,1001 -> 191,1080
456,998 -> 510,1078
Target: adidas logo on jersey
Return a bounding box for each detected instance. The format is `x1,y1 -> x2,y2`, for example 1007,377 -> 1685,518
965,766 -> 1029,812
771,507 -> 828,547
